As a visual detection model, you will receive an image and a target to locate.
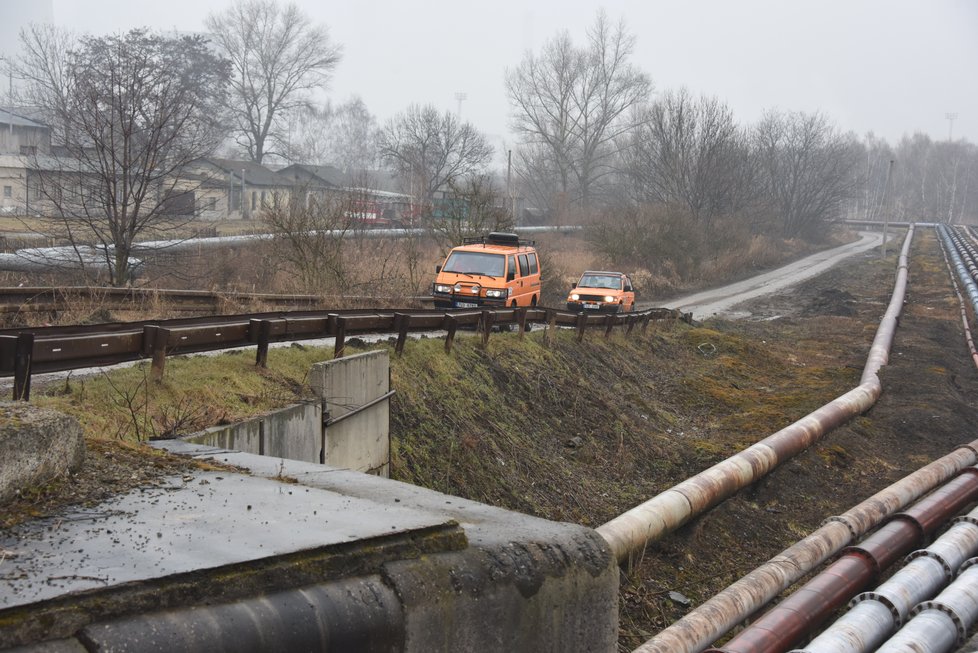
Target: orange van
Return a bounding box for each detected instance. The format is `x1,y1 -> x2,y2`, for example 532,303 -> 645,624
432,232 -> 542,309
566,270 -> 636,313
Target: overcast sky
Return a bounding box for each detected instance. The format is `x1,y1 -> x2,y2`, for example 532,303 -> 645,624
4,0 -> 977,150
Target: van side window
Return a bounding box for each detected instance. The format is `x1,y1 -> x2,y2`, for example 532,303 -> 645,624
528,253 -> 539,275
507,255 -> 517,279
518,254 -> 529,276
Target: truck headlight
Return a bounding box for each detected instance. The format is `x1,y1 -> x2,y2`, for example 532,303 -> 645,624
434,284 -> 452,293
485,289 -> 506,298
570,293 -> 580,301
604,295 -> 615,303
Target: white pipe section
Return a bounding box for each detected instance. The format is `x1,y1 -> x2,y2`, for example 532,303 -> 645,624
794,508 -> 978,652
876,559 -> 978,653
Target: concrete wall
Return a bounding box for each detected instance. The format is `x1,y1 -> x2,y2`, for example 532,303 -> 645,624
183,351 -> 391,475
310,350 -> 391,477
184,402 -> 321,465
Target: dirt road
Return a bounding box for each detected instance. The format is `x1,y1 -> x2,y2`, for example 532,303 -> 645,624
657,231 -> 884,319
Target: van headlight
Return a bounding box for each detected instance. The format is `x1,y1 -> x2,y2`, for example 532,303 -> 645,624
570,293 -> 580,300
604,295 -> 615,303
434,284 -> 452,293
485,289 -> 506,298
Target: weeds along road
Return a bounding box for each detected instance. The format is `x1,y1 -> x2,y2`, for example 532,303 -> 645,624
651,231 -> 884,320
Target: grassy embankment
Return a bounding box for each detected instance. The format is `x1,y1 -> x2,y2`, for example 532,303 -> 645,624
32,315 -> 857,527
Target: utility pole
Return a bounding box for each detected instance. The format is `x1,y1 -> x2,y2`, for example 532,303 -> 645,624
945,112 -> 958,142
454,92 -> 467,119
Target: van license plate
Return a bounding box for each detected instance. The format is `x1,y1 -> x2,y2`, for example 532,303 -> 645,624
454,301 -> 478,308
583,303 -> 600,309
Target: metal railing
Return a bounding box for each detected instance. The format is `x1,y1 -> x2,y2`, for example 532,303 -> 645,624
0,305 -> 687,400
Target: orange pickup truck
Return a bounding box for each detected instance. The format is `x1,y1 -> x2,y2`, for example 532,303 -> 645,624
431,232 -> 542,309
566,271 -> 636,313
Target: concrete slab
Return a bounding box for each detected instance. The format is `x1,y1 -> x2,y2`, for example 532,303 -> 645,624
1,471 -> 458,609
2,441 -> 618,652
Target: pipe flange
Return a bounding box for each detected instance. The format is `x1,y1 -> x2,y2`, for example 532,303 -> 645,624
911,601 -> 966,646
822,515 -> 858,540
957,557 -> 978,574
959,442 -> 978,459
949,513 -> 978,528
906,549 -> 953,583
851,591 -> 901,626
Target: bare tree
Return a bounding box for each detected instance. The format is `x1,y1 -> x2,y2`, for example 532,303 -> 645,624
206,0 -> 342,164
754,111 -> 862,239
326,97 -> 381,175
379,103 -> 493,207
282,103 -> 332,165
15,24 -> 76,143
17,28 -> 230,286
627,89 -> 758,226
427,176 -> 514,248
507,11 -> 652,216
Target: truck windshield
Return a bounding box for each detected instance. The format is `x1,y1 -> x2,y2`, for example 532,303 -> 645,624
443,251 -> 506,277
579,274 -> 622,289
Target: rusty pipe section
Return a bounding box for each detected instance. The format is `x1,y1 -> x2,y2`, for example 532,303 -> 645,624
705,468 -> 978,653
793,505 -> 978,653
599,226 -> 914,565
875,559 -> 978,653
634,440 -> 978,653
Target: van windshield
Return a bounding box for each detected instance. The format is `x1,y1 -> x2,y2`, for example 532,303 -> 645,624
579,274 -> 622,289
443,251 -> 506,277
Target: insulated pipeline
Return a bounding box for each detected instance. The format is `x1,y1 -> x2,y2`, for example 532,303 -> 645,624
634,440 -> 978,653
599,226 -> 914,565
794,505 -> 978,653
706,468 -> 978,653
876,559 -> 978,653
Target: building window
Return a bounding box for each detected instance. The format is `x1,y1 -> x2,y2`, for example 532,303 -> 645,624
2,186 -> 11,198
19,145 -> 37,156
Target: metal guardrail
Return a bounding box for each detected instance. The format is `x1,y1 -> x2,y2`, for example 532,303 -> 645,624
1,305 -> 688,401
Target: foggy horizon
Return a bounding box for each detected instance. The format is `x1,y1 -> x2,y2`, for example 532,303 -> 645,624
1,0 -> 975,151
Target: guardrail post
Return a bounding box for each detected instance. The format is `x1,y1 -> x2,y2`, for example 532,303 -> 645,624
151,327 -> 169,382
626,314 -> 637,335
605,314 -> 617,338
545,309 -> 556,345
443,314 -> 458,353
12,333 -> 34,401
334,316 -> 347,359
253,319 -> 271,368
481,310 -> 494,345
517,307 -> 528,340
576,312 -> 587,343
642,312 -> 653,333
393,313 -> 411,355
